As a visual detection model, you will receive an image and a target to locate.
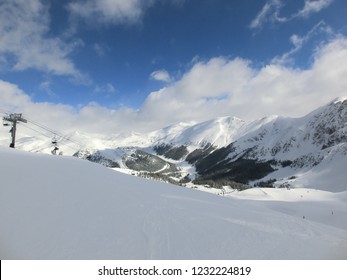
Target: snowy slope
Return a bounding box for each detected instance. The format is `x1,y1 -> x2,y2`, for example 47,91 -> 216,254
1,147 -> 347,259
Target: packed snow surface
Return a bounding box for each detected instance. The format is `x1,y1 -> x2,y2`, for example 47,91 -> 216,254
1,147 -> 347,259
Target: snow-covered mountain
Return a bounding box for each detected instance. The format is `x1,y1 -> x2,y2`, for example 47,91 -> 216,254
147,116 -> 246,148
72,98 -> 347,192
192,97 -> 347,191
2,98 -> 347,192
1,147 -> 346,259
1,99 -> 347,259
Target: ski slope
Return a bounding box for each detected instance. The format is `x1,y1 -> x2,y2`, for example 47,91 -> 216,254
0,147 -> 347,259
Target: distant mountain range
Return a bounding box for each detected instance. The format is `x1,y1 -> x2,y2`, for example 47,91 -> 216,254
4,97 -> 347,192
71,97 -> 347,192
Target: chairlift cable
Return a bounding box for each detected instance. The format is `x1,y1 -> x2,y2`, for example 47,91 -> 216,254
21,123 -> 86,152
21,117 -> 91,150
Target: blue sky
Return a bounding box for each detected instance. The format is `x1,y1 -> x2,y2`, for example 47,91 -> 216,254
1,0 -> 347,135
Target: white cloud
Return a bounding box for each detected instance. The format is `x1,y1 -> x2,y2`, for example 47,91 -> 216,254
249,0 -> 286,29
0,0 -> 87,82
93,83 -> 116,94
39,80 -> 57,98
93,43 -> 109,57
0,80 -> 77,137
138,36 -> 347,128
296,0 -> 334,18
272,21 -> 334,65
1,36 -> 347,136
0,81 -> 31,112
68,0 -> 155,25
150,70 -> 172,83
250,0 -> 334,29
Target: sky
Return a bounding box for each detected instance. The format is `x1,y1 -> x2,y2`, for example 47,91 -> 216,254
1,0 -> 347,136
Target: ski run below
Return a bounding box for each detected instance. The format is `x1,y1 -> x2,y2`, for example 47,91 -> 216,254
1,147 -> 347,259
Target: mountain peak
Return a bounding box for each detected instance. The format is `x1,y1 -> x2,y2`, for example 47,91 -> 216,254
332,96 -> 347,104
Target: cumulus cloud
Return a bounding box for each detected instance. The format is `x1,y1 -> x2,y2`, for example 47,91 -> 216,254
0,81 -> 31,112
0,0 -> 86,82
0,80 -> 77,138
138,37 -> 347,128
250,0 -> 334,29
1,36 -> 347,136
68,0 -> 155,25
150,70 -> 172,83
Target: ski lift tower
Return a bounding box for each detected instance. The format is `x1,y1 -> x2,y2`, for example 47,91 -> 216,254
2,113 -> 27,148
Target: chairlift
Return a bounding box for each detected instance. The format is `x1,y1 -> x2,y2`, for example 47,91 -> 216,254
52,136 -> 59,145
51,146 -> 59,155
3,120 -> 10,126
51,137 -> 59,155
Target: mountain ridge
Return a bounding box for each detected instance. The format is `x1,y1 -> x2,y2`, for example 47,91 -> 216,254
80,97 -> 347,192
2,97 -> 346,192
